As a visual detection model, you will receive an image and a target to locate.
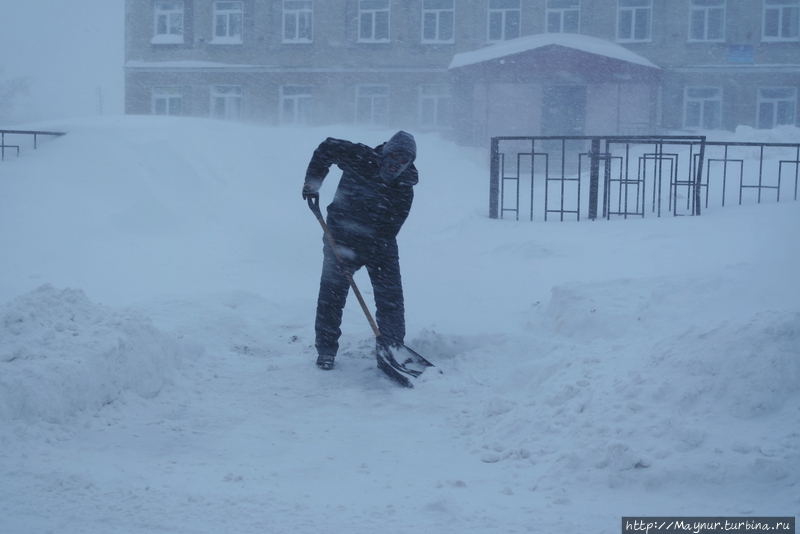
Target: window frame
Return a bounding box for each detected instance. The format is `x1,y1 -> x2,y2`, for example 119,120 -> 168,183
421,0 -> 455,44
280,85 -> 313,125
153,2 -> 184,44
688,0 -> 726,42
419,84 -> 453,130
211,85 -> 242,120
616,0 -> 652,43
152,86 -> 183,116
282,0 -> 313,43
355,84 -> 390,126
757,86 -> 797,128
358,0 -> 391,43
762,0 -> 800,41
683,86 -> 723,130
546,0 -> 581,34
487,0 -> 521,43
212,1 -> 244,45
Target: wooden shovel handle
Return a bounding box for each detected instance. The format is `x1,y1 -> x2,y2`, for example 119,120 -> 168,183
308,196 -> 382,339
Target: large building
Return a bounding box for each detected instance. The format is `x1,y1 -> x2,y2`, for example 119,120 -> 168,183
124,0 -> 800,144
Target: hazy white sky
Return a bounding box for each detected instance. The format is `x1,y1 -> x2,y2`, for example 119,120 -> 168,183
0,0 -> 125,125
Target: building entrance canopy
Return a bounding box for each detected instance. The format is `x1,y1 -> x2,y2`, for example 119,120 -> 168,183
449,33 -> 660,83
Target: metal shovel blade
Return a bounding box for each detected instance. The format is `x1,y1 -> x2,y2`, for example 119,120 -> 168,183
375,341 -> 436,388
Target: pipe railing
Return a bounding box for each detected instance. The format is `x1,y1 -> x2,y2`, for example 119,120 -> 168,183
1,129 -> 66,161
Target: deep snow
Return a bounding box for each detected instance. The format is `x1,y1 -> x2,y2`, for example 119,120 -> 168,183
0,116 -> 798,533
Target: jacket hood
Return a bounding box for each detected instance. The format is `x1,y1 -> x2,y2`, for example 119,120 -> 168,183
381,131 -> 416,163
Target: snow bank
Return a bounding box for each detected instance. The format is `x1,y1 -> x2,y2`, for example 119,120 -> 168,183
729,124 -> 800,144
0,284 -> 186,427
689,124 -> 800,144
414,272 -> 800,496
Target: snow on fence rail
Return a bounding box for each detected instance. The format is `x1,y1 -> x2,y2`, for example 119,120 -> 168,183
490,136 -> 800,221
0,129 -> 66,161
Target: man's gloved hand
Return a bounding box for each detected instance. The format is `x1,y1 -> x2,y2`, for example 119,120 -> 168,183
302,182 -> 319,200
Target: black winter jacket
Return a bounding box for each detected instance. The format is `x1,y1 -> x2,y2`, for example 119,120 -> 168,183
304,137 -> 418,243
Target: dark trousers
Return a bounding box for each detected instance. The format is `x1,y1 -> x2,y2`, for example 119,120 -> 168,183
315,236 -> 405,356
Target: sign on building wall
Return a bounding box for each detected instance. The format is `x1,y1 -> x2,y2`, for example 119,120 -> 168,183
728,45 -> 754,64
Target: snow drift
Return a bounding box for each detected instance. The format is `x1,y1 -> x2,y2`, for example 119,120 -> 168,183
0,284 -> 186,427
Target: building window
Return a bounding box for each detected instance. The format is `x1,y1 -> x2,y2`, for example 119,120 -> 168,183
689,0 -> 725,41
422,0 -> 454,43
280,86 -> 313,124
153,2 -> 184,44
356,85 -> 389,125
283,1 -> 313,43
547,0 -> 580,33
763,0 -> 799,41
358,0 -> 390,43
419,85 -> 452,129
152,86 -> 183,116
757,87 -> 797,128
684,87 -> 722,130
617,0 -> 652,42
212,1 -> 243,44
211,86 -> 242,120
488,0 -> 521,42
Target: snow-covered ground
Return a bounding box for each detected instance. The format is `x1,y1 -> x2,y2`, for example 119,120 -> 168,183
1,116 -> 798,533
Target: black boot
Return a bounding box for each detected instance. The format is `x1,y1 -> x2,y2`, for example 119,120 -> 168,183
316,353 -> 335,370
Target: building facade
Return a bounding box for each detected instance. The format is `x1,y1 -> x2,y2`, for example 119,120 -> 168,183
124,0 -> 800,144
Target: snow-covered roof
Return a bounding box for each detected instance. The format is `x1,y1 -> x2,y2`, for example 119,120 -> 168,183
449,33 -> 659,70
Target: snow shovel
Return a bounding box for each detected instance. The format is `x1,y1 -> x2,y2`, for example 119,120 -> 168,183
307,196 -> 435,388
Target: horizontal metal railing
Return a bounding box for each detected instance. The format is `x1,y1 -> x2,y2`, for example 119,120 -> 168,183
696,141 -> 800,208
1,129 -> 66,161
490,135 -> 799,221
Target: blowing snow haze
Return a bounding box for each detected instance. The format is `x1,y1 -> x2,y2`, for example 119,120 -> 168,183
0,0 -> 124,124
1,1 -> 800,532
2,1 -> 797,136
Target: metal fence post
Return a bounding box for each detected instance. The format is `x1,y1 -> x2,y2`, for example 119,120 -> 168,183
489,137 -> 500,219
694,136 -> 706,216
588,138 -> 601,220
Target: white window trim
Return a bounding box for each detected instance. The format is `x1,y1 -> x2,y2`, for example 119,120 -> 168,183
152,2 -> 184,44
757,86 -> 798,128
683,86 -> 722,130
762,0 -> 800,42
283,0 -> 313,43
211,85 -> 242,120
616,0 -> 652,43
152,86 -> 183,116
688,0 -> 726,42
421,0 -> 455,44
358,0 -> 391,43
280,86 -> 313,125
546,0 -> 581,34
419,84 -> 453,130
355,84 -> 389,125
487,0 -> 521,43
212,1 -> 244,45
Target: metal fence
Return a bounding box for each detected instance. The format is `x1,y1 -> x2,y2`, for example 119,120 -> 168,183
699,141 -> 800,209
1,129 -> 66,161
489,135 -> 800,221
